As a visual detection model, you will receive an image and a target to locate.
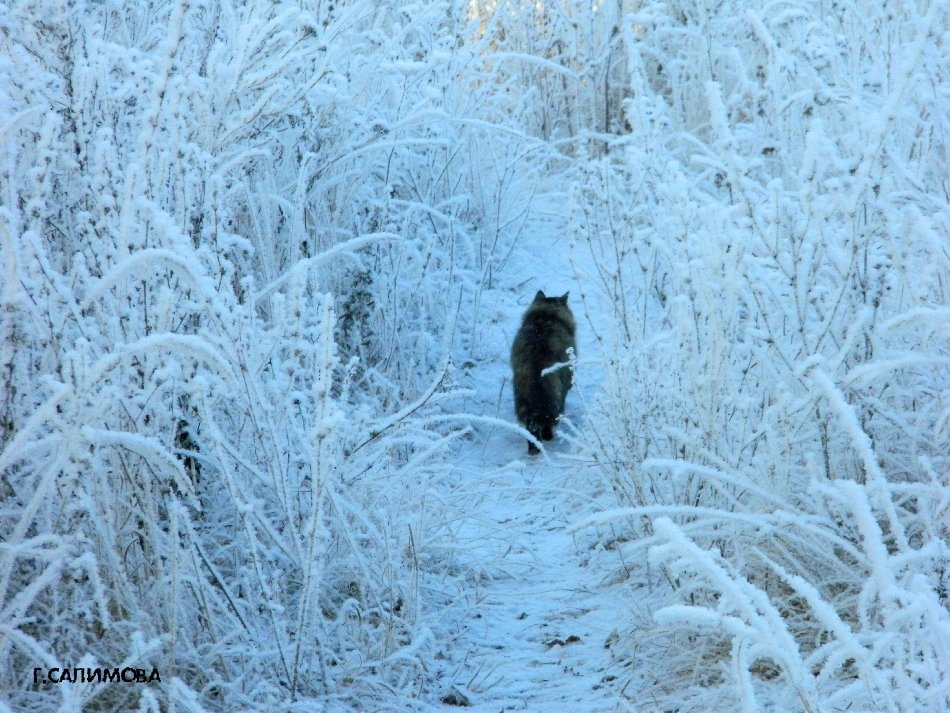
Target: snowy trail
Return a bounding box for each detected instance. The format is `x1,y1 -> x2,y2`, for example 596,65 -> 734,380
433,450 -> 630,712
428,229 -> 631,711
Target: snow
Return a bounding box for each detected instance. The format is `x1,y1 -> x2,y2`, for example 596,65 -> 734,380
418,232 -> 630,711
2,0 -> 949,711
429,456 -> 629,711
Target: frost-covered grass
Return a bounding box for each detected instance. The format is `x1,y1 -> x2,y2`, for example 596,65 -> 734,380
2,0 -> 948,710
0,1 -> 555,710
564,0 -> 950,709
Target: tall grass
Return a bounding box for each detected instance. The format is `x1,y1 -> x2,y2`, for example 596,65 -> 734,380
0,0 -> 556,709
567,0 -> 950,708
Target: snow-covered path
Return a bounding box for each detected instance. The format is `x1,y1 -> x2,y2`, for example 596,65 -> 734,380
432,450 -> 631,712
425,224 -> 632,711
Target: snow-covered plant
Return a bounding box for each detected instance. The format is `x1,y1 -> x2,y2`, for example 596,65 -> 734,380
469,0 -> 632,142
571,0 -> 950,708
1,0 -> 534,709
